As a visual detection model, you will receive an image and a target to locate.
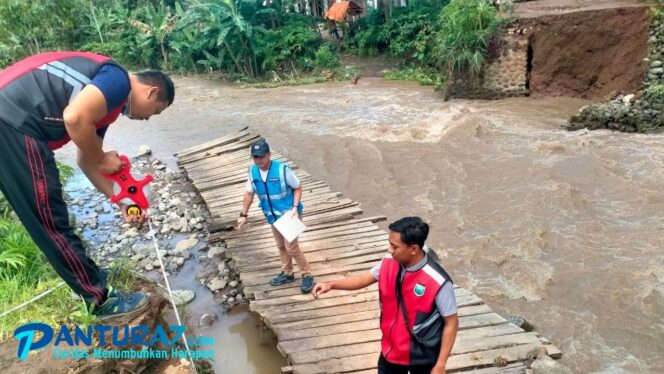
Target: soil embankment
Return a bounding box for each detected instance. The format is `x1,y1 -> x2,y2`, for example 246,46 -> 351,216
521,3 -> 650,99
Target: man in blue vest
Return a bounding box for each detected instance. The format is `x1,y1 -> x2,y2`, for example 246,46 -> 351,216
312,217 -> 459,373
0,52 -> 174,320
237,139 -> 315,293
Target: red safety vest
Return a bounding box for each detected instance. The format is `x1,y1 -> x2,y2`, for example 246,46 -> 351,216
378,253 -> 452,365
0,51 -> 128,149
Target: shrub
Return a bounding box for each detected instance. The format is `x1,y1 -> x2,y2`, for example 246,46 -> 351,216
314,44 -> 339,69
434,0 -> 504,75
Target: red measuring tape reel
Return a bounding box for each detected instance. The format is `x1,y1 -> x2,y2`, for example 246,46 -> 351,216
104,155 -> 153,218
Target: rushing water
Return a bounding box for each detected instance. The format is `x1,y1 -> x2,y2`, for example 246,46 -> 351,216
55,76 -> 664,373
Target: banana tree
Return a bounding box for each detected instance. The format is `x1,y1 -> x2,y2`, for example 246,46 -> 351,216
128,2 -> 180,68
178,0 -> 259,77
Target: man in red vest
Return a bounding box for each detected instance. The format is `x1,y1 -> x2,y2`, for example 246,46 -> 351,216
313,217 -> 459,373
0,52 -> 174,320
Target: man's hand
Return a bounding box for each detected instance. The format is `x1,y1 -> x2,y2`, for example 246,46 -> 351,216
237,216 -> 247,229
291,207 -> 299,218
430,363 -> 446,374
312,282 -> 332,299
120,203 -> 148,224
97,151 -> 123,175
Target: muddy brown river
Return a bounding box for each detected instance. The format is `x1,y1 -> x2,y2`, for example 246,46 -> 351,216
55,76 -> 664,373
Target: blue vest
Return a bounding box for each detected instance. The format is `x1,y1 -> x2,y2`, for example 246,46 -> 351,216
251,160 -> 303,224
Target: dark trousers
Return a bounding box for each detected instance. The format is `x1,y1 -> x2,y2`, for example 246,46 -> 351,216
377,354 -> 435,374
0,122 -> 107,306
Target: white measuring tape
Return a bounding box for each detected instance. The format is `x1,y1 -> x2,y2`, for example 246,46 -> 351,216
147,219 -> 198,372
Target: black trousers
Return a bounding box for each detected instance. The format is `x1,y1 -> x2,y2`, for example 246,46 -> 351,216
377,354 -> 435,374
0,122 -> 107,306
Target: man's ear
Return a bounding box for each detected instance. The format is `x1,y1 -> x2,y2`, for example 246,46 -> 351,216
147,86 -> 160,99
409,244 -> 420,255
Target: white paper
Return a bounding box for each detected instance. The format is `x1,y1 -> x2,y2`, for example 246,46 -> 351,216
273,213 -> 306,242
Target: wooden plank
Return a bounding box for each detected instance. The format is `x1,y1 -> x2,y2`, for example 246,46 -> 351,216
282,343 -> 557,374
239,246 -> 386,273
175,128 -> 249,157
235,239 -> 388,266
216,216 -> 386,246
278,323 -> 524,355
274,310 -> 380,334
241,262 -> 377,287
278,311 -> 505,342
346,362 -> 527,374
240,252 -> 384,282
286,331 -> 540,365
265,300 -> 379,326
232,231 -> 388,255
251,285 -> 378,311
226,224 -> 380,247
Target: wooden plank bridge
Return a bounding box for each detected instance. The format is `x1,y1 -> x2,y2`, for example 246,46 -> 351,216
176,129 -> 561,373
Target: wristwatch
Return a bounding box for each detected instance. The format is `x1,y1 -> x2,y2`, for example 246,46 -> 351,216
239,212 -> 248,218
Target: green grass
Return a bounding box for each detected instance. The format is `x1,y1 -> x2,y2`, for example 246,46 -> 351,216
384,66 -> 443,86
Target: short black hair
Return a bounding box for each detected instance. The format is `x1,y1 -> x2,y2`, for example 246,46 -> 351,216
135,70 -> 174,106
388,216 -> 429,249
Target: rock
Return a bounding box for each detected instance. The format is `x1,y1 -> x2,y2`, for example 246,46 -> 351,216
623,94 -> 635,106
217,262 -> 228,274
171,290 -> 195,306
175,238 -> 198,253
226,297 -> 235,304
208,246 -> 226,258
650,67 -> 664,75
531,347 -> 573,374
229,280 -> 239,288
652,60 -> 663,68
236,293 -> 244,301
189,218 -> 197,226
160,225 -> 171,234
145,263 -> 154,271
125,229 -> 139,238
208,279 -> 227,292
163,363 -> 193,374
137,145 -> 152,156
229,289 -> 238,297
195,223 -> 204,230
199,313 -> 217,327
506,315 -> 533,331
175,257 -> 185,266
170,197 -> 182,207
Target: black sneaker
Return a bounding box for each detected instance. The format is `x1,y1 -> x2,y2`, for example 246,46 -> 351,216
270,272 -> 295,286
93,287 -> 149,321
301,274 -> 315,293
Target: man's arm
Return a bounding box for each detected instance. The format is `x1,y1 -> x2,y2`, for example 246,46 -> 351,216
312,271 -> 376,299
237,191 -> 255,228
77,136 -> 114,198
241,191 -> 255,216
432,313 -> 459,374
63,85 -> 122,174
292,185 -> 302,206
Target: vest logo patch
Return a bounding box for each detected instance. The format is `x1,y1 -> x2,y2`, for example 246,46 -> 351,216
413,283 -> 425,297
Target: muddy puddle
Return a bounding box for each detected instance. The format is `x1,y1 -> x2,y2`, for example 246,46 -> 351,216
53,76 -> 664,373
